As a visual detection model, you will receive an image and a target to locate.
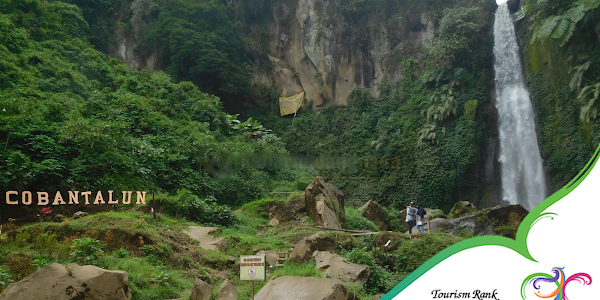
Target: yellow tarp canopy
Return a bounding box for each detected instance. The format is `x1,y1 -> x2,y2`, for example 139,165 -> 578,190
279,92 -> 305,116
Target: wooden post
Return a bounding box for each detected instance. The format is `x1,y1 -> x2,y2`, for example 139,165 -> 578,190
252,281 -> 255,300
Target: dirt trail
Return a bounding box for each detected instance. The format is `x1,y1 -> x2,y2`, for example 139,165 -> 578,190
185,225 -> 228,251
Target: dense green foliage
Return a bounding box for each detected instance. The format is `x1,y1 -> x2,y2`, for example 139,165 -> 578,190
520,0 -> 600,185
144,0 -> 251,101
0,0 -> 289,214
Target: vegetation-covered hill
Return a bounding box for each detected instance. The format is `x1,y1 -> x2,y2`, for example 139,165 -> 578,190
0,0 -> 293,211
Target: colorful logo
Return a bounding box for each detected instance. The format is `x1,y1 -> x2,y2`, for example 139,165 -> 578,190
521,267 -> 592,300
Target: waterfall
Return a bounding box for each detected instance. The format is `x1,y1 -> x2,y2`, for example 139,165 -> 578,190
493,4 -> 546,211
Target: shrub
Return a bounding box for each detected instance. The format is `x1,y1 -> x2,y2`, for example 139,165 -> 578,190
35,232 -> 59,256
344,248 -> 401,294
162,189 -> 238,226
6,256 -> 35,281
345,207 -> 378,231
113,248 -> 130,258
140,245 -> 154,257
14,231 -> 31,247
71,237 -> 104,265
393,233 -> 462,274
32,255 -> 49,270
0,233 -> 9,245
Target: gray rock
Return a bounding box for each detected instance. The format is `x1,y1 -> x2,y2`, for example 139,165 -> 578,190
358,200 -> 389,231
256,250 -> 279,267
190,278 -> 212,300
73,211 -> 88,219
218,279 -> 237,300
289,233 -> 335,263
305,177 -> 345,229
313,250 -> 370,285
254,277 -> 357,300
0,263 -> 131,300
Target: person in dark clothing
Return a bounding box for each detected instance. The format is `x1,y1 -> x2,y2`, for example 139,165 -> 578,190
405,201 -> 417,234
416,203 -> 426,233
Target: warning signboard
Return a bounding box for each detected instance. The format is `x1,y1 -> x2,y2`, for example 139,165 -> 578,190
240,255 -> 266,281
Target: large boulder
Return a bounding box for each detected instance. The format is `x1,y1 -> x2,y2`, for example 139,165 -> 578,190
254,277 -> 358,300
486,204 -> 529,239
268,199 -> 306,222
289,233 -> 335,263
304,177 -> 346,229
218,279 -> 237,300
313,250 -> 370,285
185,226 -> 228,252
190,278 -> 212,300
486,204 -> 528,227
429,204 -> 529,238
429,212 -> 494,236
0,263 -> 131,300
358,200 -> 390,231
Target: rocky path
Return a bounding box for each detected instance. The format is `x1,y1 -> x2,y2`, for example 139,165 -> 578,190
185,226 -> 228,251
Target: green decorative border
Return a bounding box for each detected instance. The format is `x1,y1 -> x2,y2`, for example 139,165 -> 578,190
381,144 -> 600,299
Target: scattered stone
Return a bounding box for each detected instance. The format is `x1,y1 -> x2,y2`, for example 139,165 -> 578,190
227,256 -> 236,265
304,177 -> 346,229
313,250 -> 370,285
358,200 -> 389,231
269,218 -> 280,227
0,263 -> 131,300
256,250 -> 279,267
73,211 -> 88,219
185,226 -> 228,252
190,278 -> 212,300
54,214 -> 65,222
218,279 -> 237,300
254,277 -> 357,300
289,233 -> 335,263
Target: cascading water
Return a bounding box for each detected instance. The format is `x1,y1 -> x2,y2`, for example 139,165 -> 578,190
493,3 -> 546,211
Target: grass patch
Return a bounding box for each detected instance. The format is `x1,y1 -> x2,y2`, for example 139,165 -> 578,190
346,207 -> 378,231
100,255 -> 191,300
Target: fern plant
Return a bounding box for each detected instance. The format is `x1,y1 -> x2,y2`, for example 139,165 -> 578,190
530,0 -> 600,46
579,82 -> 600,121
569,61 -> 591,91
